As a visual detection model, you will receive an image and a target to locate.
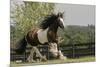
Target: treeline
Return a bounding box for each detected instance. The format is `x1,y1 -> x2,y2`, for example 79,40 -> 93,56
58,25 -> 95,45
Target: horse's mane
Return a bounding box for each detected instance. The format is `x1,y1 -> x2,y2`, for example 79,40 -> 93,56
40,13 -> 57,29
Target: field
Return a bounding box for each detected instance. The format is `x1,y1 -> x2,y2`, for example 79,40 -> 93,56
10,56 -> 95,67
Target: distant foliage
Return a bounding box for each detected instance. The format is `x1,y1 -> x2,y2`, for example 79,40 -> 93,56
58,25 -> 95,45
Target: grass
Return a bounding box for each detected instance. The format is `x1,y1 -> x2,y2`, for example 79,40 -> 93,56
10,56 -> 95,67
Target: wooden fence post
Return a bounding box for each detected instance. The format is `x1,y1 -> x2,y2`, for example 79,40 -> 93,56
24,50 -> 26,62
72,44 -> 75,58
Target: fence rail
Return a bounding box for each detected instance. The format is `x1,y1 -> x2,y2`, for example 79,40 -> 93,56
11,42 -> 95,61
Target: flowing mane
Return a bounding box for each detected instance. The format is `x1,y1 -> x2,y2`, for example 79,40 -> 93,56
40,13 -> 57,29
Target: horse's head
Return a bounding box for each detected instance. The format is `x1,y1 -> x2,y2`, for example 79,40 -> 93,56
56,12 -> 65,29
40,12 -> 65,30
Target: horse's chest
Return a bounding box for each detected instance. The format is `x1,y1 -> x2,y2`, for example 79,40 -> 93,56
37,28 -> 48,44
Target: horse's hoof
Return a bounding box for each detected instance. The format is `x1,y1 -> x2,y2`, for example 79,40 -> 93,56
42,56 -> 47,62
36,59 -> 41,62
27,59 -> 35,63
59,56 -> 67,60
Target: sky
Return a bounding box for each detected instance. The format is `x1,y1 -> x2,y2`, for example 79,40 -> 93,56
11,0 -> 95,26
55,3 -> 95,26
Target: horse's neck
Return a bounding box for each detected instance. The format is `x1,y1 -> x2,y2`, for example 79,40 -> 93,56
49,23 -> 58,33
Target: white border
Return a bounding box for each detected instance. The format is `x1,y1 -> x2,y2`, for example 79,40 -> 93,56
0,0 -> 10,67
25,0 -> 95,5
0,0 -> 98,67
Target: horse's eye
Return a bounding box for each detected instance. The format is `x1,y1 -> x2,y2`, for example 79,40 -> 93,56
60,15 -> 63,18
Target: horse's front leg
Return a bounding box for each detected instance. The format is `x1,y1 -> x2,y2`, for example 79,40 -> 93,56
57,43 -> 67,60
58,50 -> 67,60
56,38 -> 67,60
49,42 -> 66,60
49,42 -> 59,58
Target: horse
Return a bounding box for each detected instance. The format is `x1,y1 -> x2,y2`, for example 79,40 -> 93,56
15,12 -> 65,62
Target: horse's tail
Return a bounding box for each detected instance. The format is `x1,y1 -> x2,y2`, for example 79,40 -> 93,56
15,36 -> 27,54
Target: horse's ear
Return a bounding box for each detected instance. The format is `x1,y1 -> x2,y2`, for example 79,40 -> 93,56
57,12 -> 64,18
61,12 -> 64,17
57,12 -> 60,17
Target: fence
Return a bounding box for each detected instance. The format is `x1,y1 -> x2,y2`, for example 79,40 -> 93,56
10,42 -> 95,61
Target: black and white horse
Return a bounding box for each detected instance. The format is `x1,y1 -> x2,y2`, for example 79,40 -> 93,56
15,12 -> 65,62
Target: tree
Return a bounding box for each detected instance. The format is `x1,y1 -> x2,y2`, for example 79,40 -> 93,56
10,1 -> 55,48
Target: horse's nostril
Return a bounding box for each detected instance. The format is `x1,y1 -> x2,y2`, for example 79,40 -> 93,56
60,25 -> 64,29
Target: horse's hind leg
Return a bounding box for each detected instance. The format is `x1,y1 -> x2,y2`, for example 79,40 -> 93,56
27,46 -> 35,62
27,46 -> 47,62
33,46 -> 47,62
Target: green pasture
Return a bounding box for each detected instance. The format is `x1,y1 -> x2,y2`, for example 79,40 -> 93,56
10,56 -> 95,67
